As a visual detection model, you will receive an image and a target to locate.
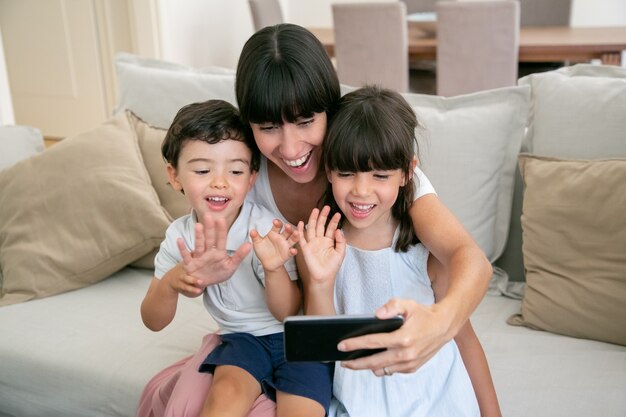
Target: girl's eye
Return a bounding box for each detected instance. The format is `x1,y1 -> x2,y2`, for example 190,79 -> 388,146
374,174 -> 390,180
337,172 -> 354,178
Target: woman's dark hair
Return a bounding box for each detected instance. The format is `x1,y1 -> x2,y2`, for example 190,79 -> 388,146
236,24 -> 341,125
161,99 -> 259,171
323,85 -> 422,252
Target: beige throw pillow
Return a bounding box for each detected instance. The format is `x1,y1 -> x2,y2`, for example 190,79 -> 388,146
0,111 -> 171,305
508,154 -> 626,346
128,112 -> 190,269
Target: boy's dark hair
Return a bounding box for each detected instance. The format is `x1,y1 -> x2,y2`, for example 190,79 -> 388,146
161,100 -> 259,171
323,85 -> 422,252
235,23 -> 341,125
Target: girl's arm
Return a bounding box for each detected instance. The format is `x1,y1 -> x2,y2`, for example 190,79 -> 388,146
251,220 -> 301,321
430,256 -> 502,417
338,194 -> 492,374
297,206 -> 345,316
455,321 -> 502,417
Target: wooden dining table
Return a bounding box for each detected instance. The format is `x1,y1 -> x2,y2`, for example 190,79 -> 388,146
309,24 -> 626,66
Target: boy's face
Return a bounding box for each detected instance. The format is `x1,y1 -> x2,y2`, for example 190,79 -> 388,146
167,139 -> 257,230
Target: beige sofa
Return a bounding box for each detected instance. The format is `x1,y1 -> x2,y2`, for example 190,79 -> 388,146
0,54 -> 625,417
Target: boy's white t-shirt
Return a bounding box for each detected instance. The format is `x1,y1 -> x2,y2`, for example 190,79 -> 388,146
154,200 -> 298,336
246,157 -> 436,225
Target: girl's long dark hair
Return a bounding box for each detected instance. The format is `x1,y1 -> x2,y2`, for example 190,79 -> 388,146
323,85 -> 422,252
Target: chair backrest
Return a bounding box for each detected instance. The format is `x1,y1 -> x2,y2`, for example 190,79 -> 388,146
517,0 -> 571,26
401,0 -> 439,14
436,0 -> 520,97
248,0 -> 284,32
332,2 -> 408,92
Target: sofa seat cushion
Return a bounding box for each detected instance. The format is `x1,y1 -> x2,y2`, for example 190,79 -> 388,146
0,268 -> 215,417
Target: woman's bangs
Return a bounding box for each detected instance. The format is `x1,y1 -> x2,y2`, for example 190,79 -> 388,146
246,63 -> 327,124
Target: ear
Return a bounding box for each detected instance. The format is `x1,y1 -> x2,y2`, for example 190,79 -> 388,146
248,171 -> 258,191
166,163 -> 183,192
411,157 -> 419,170
326,167 -> 333,183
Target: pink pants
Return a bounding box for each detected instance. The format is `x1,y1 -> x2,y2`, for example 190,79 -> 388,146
136,333 -> 276,417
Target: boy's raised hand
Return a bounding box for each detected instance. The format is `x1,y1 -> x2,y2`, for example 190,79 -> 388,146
297,206 -> 345,286
176,213 -> 252,288
250,220 -> 299,272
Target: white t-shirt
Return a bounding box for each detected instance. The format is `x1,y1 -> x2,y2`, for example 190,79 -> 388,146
154,200 -> 298,336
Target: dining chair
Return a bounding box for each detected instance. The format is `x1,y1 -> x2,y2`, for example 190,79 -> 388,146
401,0 -> 439,14
248,0 -> 284,32
332,2 -> 409,92
436,0 -> 520,97
517,0 -> 572,26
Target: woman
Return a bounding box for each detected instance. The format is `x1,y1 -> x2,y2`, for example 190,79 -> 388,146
137,23 -> 492,417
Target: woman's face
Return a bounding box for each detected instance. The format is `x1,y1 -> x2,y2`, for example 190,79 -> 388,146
250,112 -> 327,184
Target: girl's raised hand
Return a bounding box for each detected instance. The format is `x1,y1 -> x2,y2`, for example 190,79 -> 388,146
250,219 -> 300,272
177,213 -> 252,288
297,206 -> 345,286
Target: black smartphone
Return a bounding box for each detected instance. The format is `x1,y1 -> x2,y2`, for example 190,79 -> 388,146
284,314 -> 404,362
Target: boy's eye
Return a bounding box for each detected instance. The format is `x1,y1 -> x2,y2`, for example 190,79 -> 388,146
194,170 -> 209,175
231,170 -> 244,175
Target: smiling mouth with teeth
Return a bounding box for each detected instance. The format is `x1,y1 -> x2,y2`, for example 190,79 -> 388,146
206,196 -> 230,205
350,203 -> 375,212
284,151 -> 312,168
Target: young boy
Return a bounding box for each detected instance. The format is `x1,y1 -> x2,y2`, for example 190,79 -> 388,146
140,100 -> 332,417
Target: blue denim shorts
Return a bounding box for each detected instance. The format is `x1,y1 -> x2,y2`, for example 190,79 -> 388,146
199,332 -> 333,412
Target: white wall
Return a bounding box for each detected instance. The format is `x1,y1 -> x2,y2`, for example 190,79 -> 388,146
157,0 -> 626,69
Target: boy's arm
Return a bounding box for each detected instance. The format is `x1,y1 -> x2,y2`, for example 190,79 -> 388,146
141,263 -> 203,331
251,219 -> 301,321
264,267 -> 302,321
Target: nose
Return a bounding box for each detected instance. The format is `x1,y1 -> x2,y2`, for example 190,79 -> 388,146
210,172 -> 228,189
279,124 -> 301,159
352,174 -> 371,196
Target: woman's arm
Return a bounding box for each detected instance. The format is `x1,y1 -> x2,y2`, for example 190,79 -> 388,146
338,194 -> 492,373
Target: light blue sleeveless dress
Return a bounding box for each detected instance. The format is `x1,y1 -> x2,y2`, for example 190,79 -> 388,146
329,234 -> 480,417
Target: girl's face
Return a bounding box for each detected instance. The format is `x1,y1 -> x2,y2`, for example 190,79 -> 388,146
250,112 -> 327,184
167,140 -> 257,229
328,169 -> 408,235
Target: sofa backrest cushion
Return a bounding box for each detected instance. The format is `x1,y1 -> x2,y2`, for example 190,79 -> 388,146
508,154 -> 626,346
497,64 -> 626,282
114,53 -> 236,129
403,86 -> 530,264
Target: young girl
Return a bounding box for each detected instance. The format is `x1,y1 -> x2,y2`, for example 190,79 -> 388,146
297,85 -> 501,417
